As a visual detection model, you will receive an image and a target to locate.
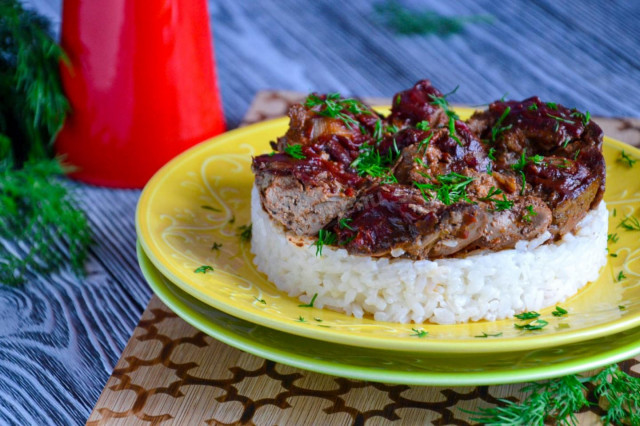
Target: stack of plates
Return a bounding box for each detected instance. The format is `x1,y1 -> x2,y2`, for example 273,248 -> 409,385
135,110 -> 640,386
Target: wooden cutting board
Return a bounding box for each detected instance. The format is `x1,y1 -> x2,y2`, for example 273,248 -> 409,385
87,91 -> 640,425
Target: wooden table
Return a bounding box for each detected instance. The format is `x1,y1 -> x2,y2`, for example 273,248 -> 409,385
4,1 -> 640,424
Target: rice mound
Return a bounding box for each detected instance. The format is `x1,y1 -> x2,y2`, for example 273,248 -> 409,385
250,185 -> 608,324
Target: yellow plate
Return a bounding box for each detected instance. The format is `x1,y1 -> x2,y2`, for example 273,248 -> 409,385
136,107 -> 640,353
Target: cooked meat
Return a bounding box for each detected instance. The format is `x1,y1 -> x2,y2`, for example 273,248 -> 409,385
467,96 -> 605,239
331,184 -> 487,259
252,81 -> 605,258
252,152 -> 366,236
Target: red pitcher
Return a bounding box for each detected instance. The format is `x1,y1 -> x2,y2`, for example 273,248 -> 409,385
56,0 -> 226,188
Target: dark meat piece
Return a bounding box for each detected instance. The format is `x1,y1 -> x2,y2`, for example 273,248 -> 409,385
276,95 -> 380,151
389,79 -> 449,128
523,152 -> 603,237
332,184 -> 487,259
252,152 -> 366,236
471,197 -> 553,252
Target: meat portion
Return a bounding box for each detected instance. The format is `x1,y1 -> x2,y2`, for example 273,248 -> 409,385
467,97 -> 605,239
331,184 -> 488,259
252,81 -> 605,259
252,152 -> 366,236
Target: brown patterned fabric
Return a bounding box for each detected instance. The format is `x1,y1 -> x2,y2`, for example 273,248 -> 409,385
87,92 -> 640,425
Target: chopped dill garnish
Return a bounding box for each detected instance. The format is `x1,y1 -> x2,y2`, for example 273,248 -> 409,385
546,113 -> 575,128
296,315 -> 306,322
312,229 -> 337,256
617,271 -> 627,281
515,319 -> 548,331
610,253 -> 618,258
339,217 -> 354,230
386,124 -> 399,134
515,311 -> 540,320
523,205 -> 538,223
552,306 -> 568,317
194,265 -> 214,274
284,144 -> 306,159
211,242 -> 223,251
475,331 -> 503,338
254,297 -> 266,304
417,133 -> 433,152
350,142 -> 397,182
411,328 -> 428,338
304,92 -> 370,129
413,172 -> 475,205
298,293 -> 318,308
237,224 -> 252,241
314,317 -> 323,322
527,103 -> 538,111
619,215 -> 640,231
478,187 -> 513,211
491,106 -> 513,142
416,120 -> 430,130
201,205 -> 221,212
562,138 -> 571,148
488,147 -> 496,160
511,149 -> 547,195
619,305 -> 626,310
608,233 -> 619,243
570,110 -> 591,126
618,150 -> 637,167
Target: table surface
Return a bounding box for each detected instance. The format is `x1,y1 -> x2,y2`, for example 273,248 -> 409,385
4,0 -> 640,424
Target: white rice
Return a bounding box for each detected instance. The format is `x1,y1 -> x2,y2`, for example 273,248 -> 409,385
250,185 -> 608,324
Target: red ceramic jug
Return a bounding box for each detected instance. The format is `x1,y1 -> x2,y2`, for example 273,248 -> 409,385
56,0 -> 226,188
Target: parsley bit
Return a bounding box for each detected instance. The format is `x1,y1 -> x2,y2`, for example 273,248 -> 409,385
312,229 -> 337,256
237,224 -> 252,242
201,205 -> 221,212
194,265 -> 214,274
617,271 -> 627,281
515,311 -> 540,320
254,297 -> 266,304
411,328 -> 428,338
551,306 -> 568,317
515,319 -> 548,331
298,293 -> 318,308
284,144 -> 306,159
619,215 -> 640,231
475,331 -> 503,338
618,150 -> 637,168
211,242 -> 223,251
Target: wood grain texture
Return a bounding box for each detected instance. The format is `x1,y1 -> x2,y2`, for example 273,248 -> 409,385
1,0 -> 639,423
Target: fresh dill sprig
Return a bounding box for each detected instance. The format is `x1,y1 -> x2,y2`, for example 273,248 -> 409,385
298,293 -> 318,308
478,186 -> 513,211
491,106 -> 513,142
618,150 -> 637,168
350,142 -> 397,182
413,172 -> 475,205
312,229 -> 337,256
338,217 -> 354,230
374,1 -> 492,36
619,215 -> 640,231
194,265 -> 214,274
0,1 -> 92,285
237,224 -> 252,242
523,205 -> 538,223
304,93 -> 371,129
284,144 -> 306,159
410,328 -> 428,338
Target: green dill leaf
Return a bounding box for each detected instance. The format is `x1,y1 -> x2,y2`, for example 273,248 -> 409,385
515,319 -> 549,330
410,328 -> 428,338
607,233 -> 619,243
618,150 -> 637,167
617,271 -> 627,281
237,223 -> 252,242
610,253 -> 618,257
545,102 -> 558,110
562,138 -> 571,148
298,293 -> 318,308
254,296 -> 266,304
375,1 -> 492,36
201,205 -> 221,212
546,113 -> 575,126
448,116 -> 463,146
523,205 -> 538,223
619,305 -> 626,310
491,106 -> 513,142
296,315 -> 306,323
339,217 -> 354,230
619,215 -> 640,231
284,144 -> 306,159
194,265 -> 214,274
416,120 -> 430,131
552,306 -> 568,317
527,103 -> 539,111
417,133 -> 433,152
592,364 -> 640,425
488,147 -> 496,160
312,229 -> 337,256
474,331 -> 503,338
515,311 -> 540,320
478,187 -> 513,211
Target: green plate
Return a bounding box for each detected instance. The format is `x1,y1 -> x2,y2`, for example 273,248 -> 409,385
138,242 -> 640,386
